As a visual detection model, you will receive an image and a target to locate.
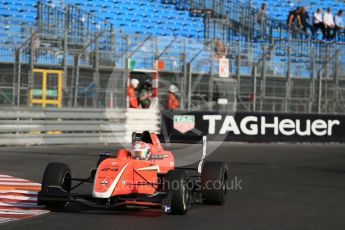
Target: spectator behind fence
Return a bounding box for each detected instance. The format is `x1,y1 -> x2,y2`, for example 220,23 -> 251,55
256,3 -> 267,24
139,79 -> 152,109
166,85 -> 179,110
299,7 -> 312,37
256,3 -> 268,39
30,32 -> 40,63
128,79 -> 139,108
335,10 -> 345,41
287,7 -> 303,37
214,39 -> 228,59
323,8 -> 336,40
313,8 -> 326,39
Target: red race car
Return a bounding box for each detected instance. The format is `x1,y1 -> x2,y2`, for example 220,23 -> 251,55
38,131 -> 229,215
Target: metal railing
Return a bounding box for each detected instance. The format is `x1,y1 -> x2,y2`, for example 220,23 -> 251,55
0,107 -> 161,146
0,107 -> 126,145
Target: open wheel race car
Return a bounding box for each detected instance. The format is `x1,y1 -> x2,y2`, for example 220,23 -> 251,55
38,131 -> 229,215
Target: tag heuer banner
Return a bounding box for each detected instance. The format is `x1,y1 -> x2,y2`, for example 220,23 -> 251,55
161,111 -> 345,142
173,115 -> 195,134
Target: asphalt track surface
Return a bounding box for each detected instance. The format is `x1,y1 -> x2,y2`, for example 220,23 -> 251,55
0,143 -> 345,230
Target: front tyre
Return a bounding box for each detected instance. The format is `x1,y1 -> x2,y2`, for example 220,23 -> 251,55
41,162 -> 72,208
96,152 -> 113,167
201,161 -> 229,205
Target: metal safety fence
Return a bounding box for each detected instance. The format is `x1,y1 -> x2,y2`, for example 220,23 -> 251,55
0,107 -> 160,146
0,1 -> 345,114
0,107 -> 126,145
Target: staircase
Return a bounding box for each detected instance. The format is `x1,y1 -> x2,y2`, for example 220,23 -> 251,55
162,0 -> 296,44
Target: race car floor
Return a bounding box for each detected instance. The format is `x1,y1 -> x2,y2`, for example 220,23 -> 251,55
0,143 -> 344,230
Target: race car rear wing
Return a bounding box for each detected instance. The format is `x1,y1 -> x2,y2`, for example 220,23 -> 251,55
160,134 -> 207,174
157,134 -> 205,144
197,136 -> 207,173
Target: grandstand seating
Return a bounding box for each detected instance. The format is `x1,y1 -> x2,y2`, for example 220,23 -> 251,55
0,0 -> 205,43
0,0 -> 344,43
0,0 -> 344,78
67,0 -> 204,38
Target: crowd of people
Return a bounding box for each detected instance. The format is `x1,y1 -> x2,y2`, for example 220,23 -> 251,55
128,78 -> 179,110
256,3 -> 345,41
288,6 -> 344,41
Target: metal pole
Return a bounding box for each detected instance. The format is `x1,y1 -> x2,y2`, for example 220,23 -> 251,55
16,50 -> 22,106
204,13 -> 209,40
74,54 -> 80,107
236,41 -> 241,96
12,52 -> 16,106
110,25 -> 116,54
324,45 -> 330,79
27,43 -> 34,106
208,41 -> 214,111
37,2 -> 42,32
154,36 -> 159,62
260,44 -> 266,111
93,34 -> 100,107
47,4 -> 51,34
333,50 -> 339,113
70,55 -> 76,106
63,5 -> 69,93
285,45 -> 291,112
309,47 -> 316,113
318,70 -> 323,113
181,38 -> 187,110
123,35 -> 129,109
187,63 -> 192,110
252,65 -> 257,111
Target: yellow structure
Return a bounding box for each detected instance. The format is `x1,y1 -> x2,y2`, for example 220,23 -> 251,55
30,69 -> 63,108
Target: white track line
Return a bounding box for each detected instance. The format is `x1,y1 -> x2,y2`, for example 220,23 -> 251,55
0,178 -> 30,182
0,202 -> 43,208
0,218 -> 16,224
0,175 -> 13,178
0,182 -> 41,186
0,193 -> 37,198
0,190 -> 37,195
0,209 -> 47,215
0,196 -> 37,201
0,210 -> 48,215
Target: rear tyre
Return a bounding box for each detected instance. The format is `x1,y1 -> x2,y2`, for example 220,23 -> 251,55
41,162 -> 72,208
201,161 -> 229,205
166,170 -> 191,215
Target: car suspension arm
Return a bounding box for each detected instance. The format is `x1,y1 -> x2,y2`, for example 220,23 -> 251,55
70,176 -> 93,191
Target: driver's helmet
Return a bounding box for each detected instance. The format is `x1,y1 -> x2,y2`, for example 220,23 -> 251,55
131,141 -> 151,159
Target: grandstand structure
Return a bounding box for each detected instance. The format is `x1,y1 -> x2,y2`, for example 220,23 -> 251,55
0,0 -> 344,113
